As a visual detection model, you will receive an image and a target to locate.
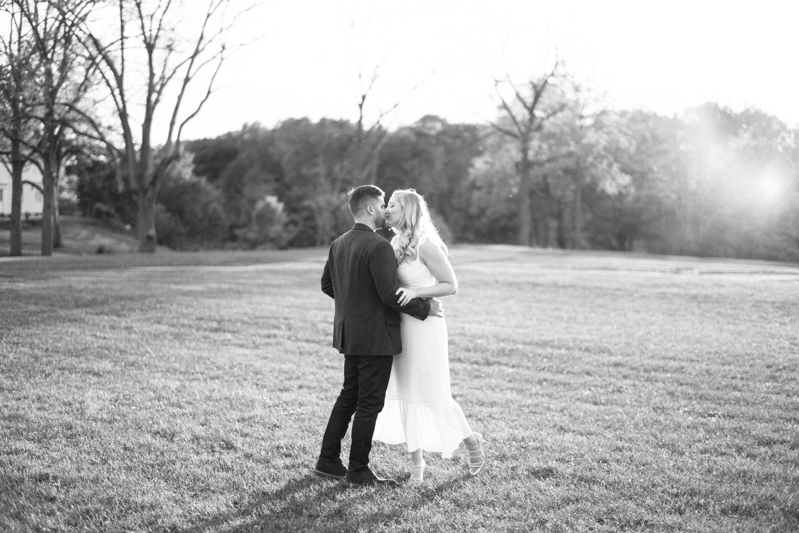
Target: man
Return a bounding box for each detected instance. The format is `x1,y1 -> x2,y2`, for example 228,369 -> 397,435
313,184 -> 440,487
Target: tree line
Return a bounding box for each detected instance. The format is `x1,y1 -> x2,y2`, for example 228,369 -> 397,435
2,2 -> 797,261
72,99 -> 799,262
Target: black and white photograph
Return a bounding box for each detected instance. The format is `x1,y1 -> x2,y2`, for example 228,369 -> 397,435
1,1 -> 797,531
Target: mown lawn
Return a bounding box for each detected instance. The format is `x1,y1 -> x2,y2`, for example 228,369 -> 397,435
1,246 -> 798,532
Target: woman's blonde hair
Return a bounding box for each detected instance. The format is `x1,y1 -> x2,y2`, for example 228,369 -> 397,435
389,188 -> 447,264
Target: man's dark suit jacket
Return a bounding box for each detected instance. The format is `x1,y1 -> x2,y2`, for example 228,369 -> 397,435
322,223 -> 431,356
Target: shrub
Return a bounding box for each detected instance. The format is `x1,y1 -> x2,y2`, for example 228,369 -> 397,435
157,159 -> 229,249
235,195 -> 294,248
154,204 -> 187,249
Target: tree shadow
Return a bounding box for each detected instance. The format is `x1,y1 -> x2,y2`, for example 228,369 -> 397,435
181,470 -> 472,533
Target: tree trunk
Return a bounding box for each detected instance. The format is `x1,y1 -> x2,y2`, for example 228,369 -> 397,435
538,192 -> 551,247
53,188 -> 62,249
137,184 -> 158,252
519,186 -> 532,247
54,158 -> 62,248
9,140 -> 24,257
556,200 -> 568,249
40,61 -> 56,256
571,165 -> 585,249
617,230 -> 630,251
518,146 -> 532,246
41,153 -> 56,256
572,182 -> 584,249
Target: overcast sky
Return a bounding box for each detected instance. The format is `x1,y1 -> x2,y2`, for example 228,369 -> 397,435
182,0 -> 799,140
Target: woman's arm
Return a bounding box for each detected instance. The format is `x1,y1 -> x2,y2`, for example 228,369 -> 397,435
370,240 -> 431,320
396,240 -> 458,304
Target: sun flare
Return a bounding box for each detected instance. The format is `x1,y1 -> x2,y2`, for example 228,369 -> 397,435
756,167 -> 789,208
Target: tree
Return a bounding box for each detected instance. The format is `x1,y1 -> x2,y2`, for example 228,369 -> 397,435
294,14 -> 427,246
489,61 -> 568,246
15,0 -> 96,255
375,115 -> 484,241
343,63 -> 400,184
1,0 -> 101,256
185,131 -> 240,184
578,110 -> 682,252
291,75 -> 398,247
0,0 -> 36,256
215,124 -> 283,239
460,127 -> 520,243
234,194 -> 291,249
269,118 -> 354,246
156,151 -> 227,249
530,82 -> 611,250
73,0 -> 255,252
72,150 -> 137,225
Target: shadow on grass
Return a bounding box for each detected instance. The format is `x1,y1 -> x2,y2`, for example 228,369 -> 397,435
313,474 -> 470,533
180,474 -> 336,533
183,470 -> 470,533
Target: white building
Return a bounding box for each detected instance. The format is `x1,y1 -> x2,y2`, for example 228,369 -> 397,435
0,165 -> 45,217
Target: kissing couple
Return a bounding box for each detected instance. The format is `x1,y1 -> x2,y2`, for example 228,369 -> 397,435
312,184 -> 485,486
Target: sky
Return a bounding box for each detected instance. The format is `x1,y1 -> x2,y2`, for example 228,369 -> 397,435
182,0 -> 799,140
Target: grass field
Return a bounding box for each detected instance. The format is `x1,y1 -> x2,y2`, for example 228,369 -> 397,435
1,246 -> 798,532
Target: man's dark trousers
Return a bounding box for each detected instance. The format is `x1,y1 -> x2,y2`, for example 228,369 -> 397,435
319,355 -> 393,472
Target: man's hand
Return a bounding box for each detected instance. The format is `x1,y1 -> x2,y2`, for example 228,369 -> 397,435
428,298 -> 444,318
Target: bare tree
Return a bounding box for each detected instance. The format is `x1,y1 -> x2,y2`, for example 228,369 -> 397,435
73,0 -> 254,252
344,63 -> 409,184
0,0 -> 37,256
305,50 -> 422,246
12,0 -> 97,255
489,61 -> 566,246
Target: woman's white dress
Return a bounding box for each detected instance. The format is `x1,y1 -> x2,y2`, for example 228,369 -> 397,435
372,252 -> 473,458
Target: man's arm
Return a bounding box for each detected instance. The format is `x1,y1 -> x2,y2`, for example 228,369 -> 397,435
370,241 -> 430,320
321,258 -> 334,299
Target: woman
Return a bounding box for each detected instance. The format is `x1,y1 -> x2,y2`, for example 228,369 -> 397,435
372,189 -> 484,483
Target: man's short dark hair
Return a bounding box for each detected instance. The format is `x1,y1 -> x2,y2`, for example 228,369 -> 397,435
348,185 -> 385,217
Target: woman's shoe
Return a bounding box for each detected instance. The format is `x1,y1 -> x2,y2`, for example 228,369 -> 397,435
465,433 -> 485,476
409,461 -> 426,484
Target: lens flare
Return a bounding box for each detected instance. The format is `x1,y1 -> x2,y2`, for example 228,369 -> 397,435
755,165 -> 789,209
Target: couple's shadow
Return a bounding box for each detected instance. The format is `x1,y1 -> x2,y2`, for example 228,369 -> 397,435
182,470 -> 469,533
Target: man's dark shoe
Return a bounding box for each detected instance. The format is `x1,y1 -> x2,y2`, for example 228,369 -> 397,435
313,459 -> 347,481
345,467 -> 398,487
